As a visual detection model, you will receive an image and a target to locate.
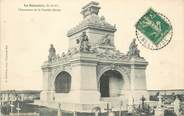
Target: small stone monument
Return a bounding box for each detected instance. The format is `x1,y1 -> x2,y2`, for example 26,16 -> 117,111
128,95 -> 134,113
174,96 -> 180,116
154,94 -> 164,116
119,101 -> 123,116
92,107 -> 101,116
57,103 -> 62,116
157,94 -> 163,108
141,96 -> 146,109
104,103 -> 115,116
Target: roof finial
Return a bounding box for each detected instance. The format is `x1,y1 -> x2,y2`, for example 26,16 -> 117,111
80,1 -> 101,18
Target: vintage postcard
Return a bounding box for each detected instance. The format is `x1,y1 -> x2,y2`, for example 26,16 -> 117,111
0,0 -> 184,116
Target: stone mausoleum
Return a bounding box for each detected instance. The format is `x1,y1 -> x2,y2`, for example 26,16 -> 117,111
37,1 -> 149,113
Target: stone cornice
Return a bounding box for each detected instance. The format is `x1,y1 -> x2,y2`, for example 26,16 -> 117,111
67,14 -> 116,37
67,25 -> 116,37
129,57 -> 148,66
70,52 -> 98,65
42,49 -> 148,69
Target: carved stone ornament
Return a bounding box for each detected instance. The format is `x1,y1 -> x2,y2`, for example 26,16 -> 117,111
100,34 -> 114,46
76,32 -> 91,52
67,2 -> 116,37
97,64 -> 130,79
110,64 -> 116,70
96,48 -> 128,61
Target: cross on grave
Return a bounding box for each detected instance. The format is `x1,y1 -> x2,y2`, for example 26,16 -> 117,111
16,102 -> 21,116
141,96 -> 146,109
119,101 -> 123,116
10,101 -> 14,113
104,103 -> 112,116
92,107 -> 101,116
158,94 -> 162,101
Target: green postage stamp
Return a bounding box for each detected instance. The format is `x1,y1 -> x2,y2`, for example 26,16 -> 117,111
135,8 -> 173,50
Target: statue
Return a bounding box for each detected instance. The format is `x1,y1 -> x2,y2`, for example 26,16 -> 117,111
76,32 -> 91,52
100,34 -> 113,46
100,16 -> 106,25
48,44 -> 56,62
127,39 -> 140,57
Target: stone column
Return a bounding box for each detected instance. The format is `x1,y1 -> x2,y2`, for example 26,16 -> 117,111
40,67 -> 49,101
42,68 -> 51,91
40,67 -> 53,101
129,57 -> 148,104
128,60 -> 135,113
69,53 -> 100,103
69,62 -> 82,102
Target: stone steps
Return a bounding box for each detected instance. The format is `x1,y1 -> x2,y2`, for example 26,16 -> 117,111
34,99 -> 128,113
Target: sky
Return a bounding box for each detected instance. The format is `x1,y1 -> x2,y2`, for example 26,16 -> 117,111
0,0 -> 184,90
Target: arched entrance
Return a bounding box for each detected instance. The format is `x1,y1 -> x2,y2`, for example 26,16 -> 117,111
100,70 -> 124,97
54,71 -> 71,93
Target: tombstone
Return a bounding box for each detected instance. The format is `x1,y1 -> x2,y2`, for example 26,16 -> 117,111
109,112 -> 115,116
174,96 -> 180,116
128,96 -> 134,113
154,108 -> 164,116
154,95 -> 164,116
157,94 -> 163,108
104,103 -> 115,116
92,107 -> 101,116
16,102 -> 21,116
57,103 -> 62,116
141,96 -> 146,109
73,111 -> 76,116
10,101 -> 14,113
119,101 -> 123,116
